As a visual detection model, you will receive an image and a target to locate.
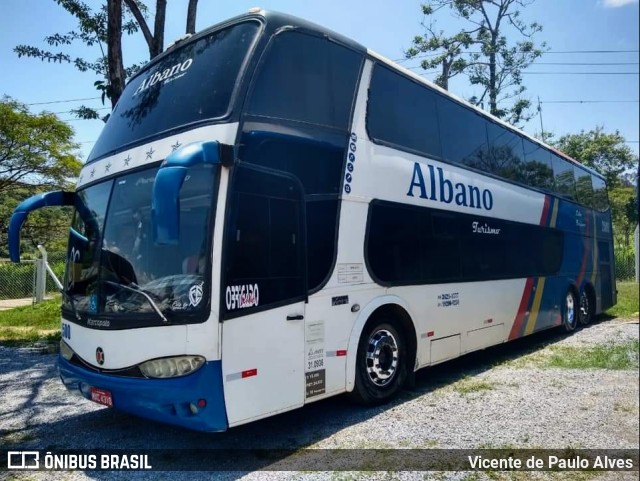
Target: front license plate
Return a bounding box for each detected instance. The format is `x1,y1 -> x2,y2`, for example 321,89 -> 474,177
90,387 -> 113,407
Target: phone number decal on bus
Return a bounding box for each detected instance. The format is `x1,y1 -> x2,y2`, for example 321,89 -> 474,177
226,284 -> 259,310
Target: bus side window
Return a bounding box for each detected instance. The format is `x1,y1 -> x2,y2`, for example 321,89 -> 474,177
552,155 -> 577,201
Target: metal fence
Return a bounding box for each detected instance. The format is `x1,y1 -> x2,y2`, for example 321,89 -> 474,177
0,242 -> 637,302
615,249 -> 637,281
0,250 -> 66,301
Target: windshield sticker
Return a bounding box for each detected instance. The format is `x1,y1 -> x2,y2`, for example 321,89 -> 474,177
188,282 -> 204,307
133,58 -> 193,96
225,284 -> 259,311
89,295 -> 98,313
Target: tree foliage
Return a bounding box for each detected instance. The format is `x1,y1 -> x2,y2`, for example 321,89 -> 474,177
0,97 -> 82,256
553,127 -> 638,189
0,97 -> 81,193
406,0 -> 546,126
14,0 -> 199,118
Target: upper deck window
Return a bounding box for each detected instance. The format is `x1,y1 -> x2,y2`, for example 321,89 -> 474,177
89,21 -> 260,161
246,30 -> 362,130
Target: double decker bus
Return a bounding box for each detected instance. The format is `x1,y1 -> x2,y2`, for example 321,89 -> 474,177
8,9 -> 615,432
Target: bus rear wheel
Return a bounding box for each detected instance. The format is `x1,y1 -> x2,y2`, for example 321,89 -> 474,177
349,321 -> 406,405
579,288 -> 594,326
563,289 -> 578,332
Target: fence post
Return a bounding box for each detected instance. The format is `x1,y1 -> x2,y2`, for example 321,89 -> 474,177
35,255 -> 47,303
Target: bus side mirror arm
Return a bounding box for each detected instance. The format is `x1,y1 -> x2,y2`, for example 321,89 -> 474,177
8,191 -> 76,263
151,141 -> 232,245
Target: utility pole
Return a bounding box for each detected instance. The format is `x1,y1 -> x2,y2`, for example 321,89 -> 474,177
537,96 -> 544,139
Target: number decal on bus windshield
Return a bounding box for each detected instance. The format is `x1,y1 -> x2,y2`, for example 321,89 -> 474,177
225,284 -> 259,311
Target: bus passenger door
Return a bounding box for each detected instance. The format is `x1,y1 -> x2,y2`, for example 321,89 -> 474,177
221,165 -> 307,426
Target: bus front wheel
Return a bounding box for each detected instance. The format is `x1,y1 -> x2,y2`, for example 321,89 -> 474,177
349,320 -> 407,405
563,289 -> 578,332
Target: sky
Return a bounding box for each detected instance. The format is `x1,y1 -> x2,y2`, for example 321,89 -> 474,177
0,0 -> 638,164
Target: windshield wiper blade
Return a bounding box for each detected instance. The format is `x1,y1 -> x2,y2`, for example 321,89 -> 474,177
104,280 -> 168,323
60,289 -> 81,321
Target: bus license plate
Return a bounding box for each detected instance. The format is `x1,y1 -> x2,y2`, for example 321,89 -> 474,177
90,387 -> 113,407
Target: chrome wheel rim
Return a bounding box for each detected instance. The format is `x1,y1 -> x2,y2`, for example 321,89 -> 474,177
366,329 -> 399,386
565,293 -> 576,328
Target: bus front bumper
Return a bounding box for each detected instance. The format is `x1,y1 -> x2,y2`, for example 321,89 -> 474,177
58,356 -> 228,432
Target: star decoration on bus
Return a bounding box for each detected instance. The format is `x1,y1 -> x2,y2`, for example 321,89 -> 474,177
105,162 -> 112,173
123,155 -> 131,166
171,141 -> 182,151
146,148 -> 155,160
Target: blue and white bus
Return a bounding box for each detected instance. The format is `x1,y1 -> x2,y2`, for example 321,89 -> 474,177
9,9 -> 616,432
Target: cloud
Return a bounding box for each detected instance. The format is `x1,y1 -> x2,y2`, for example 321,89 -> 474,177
602,0 -> 638,7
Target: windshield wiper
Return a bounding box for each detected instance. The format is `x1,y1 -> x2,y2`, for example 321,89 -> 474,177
60,289 -> 81,321
104,280 -> 168,323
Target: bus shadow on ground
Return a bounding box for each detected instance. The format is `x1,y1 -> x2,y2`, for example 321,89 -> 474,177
1,316 -> 616,475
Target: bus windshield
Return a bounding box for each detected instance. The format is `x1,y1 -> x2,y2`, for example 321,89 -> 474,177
88,20 -> 260,162
63,164 -> 218,326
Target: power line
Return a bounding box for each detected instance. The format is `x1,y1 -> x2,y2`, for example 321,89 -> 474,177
51,107 -> 110,115
534,62 -> 639,66
394,49 -> 640,62
541,100 -> 639,104
26,96 -> 102,106
522,71 -> 639,75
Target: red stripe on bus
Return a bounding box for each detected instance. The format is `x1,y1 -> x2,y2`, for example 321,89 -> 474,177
241,369 -> 257,378
336,350 -> 347,357
539,196 -> 551,226
508,277 -> 535,341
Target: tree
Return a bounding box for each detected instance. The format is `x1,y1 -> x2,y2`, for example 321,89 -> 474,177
553,127 -> 638,189
608,185 -> 637,249
15,0 -> 200,117
0,97 -> 82,256
0,97 -> 81,194
406,0 -> 546,126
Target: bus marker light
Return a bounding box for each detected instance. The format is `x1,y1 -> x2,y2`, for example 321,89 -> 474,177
336,350 -> 347,357
198,399 -> 207,408
484,318 -> 494,324
241,369 -> 257,378
427,331 -> 435,337
189,403 -> 198,415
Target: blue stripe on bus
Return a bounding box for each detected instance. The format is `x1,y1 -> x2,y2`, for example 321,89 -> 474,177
59,356 -> 228,432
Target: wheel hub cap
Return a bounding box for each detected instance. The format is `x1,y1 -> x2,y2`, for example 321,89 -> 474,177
366,329 -> 399,386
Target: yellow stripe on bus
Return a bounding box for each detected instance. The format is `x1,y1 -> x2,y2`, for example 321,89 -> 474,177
550,199 -> 559,228
524,277 -> 546,335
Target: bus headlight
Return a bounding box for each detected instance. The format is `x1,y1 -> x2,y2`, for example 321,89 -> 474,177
60,340 -> 74,360
139,355 -> 205,378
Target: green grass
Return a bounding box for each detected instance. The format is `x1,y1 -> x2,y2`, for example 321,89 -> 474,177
544,339 -> 639,370
605,281 -> 639,318
452,376 -> 496,395
0,297 -> 61,343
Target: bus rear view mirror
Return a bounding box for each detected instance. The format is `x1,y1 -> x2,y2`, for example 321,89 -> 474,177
8,191 -> 76,263
152,140 -> 232,245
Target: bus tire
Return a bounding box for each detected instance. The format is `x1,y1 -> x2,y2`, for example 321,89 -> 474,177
349,320 -> 406,405
562,289 -> 578,332
579,286 -> 594,326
